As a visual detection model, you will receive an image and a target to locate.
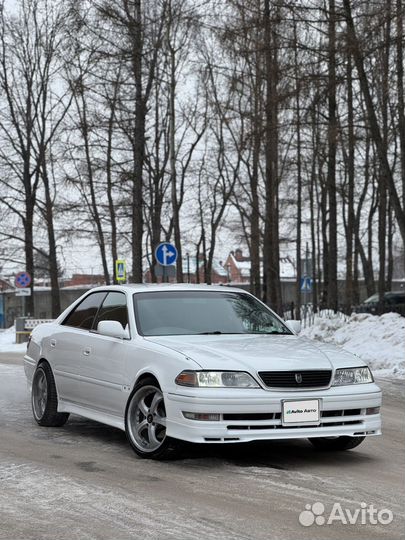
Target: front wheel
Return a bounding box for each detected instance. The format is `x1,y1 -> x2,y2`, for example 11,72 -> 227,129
125,377 -> 182,459
32,362 -> 69,427
308,435 -> 365,451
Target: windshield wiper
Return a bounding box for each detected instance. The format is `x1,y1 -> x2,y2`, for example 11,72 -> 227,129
198,331 -> 243,335
261,331 -> 291,335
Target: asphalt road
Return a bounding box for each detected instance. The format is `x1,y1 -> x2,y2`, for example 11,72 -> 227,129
0,352 -> 404,540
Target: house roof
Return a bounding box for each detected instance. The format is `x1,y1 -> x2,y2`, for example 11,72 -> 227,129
181,258 -> 227,277
228,253 -> 296,279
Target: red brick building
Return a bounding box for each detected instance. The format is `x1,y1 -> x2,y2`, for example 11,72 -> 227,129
224,249 -> 296,284
144,257 -> 228,284
61,273 -> 106,287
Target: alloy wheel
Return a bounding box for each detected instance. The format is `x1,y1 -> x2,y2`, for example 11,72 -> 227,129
127,385 -> 167,452
32,368 -> 48,420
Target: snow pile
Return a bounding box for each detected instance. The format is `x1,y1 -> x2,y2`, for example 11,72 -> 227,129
0,326 -> 27,353
301,312 -> 405,377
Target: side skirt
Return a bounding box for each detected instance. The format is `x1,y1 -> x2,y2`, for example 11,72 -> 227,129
58,400 -> 125,431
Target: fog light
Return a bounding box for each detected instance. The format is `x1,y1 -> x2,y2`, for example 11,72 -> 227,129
366,407 -> 380,415
183,412 -> 221,421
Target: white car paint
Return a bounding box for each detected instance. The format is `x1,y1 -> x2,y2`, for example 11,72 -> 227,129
24,284 -> 382,444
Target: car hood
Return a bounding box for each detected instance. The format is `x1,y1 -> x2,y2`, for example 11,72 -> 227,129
145,334 -> 365,372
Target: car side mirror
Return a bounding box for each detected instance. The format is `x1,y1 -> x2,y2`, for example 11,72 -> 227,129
285,320 -> 301,334
97,320 -> 129,339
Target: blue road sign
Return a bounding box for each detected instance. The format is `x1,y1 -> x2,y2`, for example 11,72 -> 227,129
15,271 -> 32,289
155,242 -> 178,266
300,276 -> 313,292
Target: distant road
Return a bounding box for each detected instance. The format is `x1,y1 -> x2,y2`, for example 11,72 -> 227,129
0,352 -> 404,540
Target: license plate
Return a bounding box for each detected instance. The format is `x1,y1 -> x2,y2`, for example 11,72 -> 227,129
282,399 -> 320,425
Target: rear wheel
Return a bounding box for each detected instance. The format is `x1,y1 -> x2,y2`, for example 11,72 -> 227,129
125,377 -> 182,459
32,362 -> 69,427
309,436 -> 365,451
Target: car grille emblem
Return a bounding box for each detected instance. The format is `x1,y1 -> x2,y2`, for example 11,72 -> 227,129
295,373 -> 303,384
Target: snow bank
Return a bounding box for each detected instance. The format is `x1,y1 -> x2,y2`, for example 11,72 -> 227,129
301,312 -> 405,378
0,326 -> 27,353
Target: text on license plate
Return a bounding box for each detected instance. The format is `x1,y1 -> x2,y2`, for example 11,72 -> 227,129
282,399 -> 320,424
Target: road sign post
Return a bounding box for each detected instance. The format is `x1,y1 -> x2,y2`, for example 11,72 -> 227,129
154,264 -> 176,278
300,275 -> 313,312
155,243 -> 178,283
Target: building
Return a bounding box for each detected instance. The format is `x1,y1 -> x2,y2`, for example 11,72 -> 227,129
61,273 -> 106,287
224,248 -> 296,284
144,256 -> 228,284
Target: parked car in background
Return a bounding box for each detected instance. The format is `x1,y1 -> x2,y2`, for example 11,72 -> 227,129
24,284 -> 382,459
355,291 -> 405,316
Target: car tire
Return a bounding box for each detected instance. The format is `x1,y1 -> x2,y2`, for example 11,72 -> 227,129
125,377 -> 182,460
308,436 -> 366,451
32,362 -> 69,427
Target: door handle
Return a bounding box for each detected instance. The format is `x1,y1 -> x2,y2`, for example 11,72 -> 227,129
50,339 -> 56,348
83,347 -> 91,356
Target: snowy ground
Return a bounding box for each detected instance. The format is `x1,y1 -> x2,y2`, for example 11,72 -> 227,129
1,311 -> 404,377
301,312 -> 405,378
0,326 -> 27,353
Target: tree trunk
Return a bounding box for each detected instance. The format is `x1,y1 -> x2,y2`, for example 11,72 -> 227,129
250,55 -> 261,298
106,74 -> 120,283
327,0 -> 338,312
169,41 -> 183,283
78,91 -> 110,284
41,163 -> 61,318
345,54 -> 355,313
263,0 -> 282,314
397,0 -> 405,216
343,0 -> 405,242
294,20 -> 302,320
24,200 -> 35,316
131,0 -> 145,283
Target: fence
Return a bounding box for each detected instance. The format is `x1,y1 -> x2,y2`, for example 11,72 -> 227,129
282,304 -> 350,329
15,317 -> 54,344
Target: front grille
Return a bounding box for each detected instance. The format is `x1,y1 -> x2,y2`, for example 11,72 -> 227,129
258,370 -> 332,388
223,413 -> 281,421
321,408 -> 361,417
226,420 -> 361,431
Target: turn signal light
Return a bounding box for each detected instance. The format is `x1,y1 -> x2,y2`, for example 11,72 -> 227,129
175,371 -> 198,386
366,407 -> 380,415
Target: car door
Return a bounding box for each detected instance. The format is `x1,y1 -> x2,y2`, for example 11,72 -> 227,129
79,291 -> 130,416
50,291 -> 108,405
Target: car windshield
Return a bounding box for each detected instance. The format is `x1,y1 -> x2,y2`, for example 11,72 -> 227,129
133,291 -> 292,336
364,294 -> 379,304
364,292 -> 405,304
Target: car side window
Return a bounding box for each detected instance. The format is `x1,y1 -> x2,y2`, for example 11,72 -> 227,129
93,292 -> 129,330
62,292 -> 107,330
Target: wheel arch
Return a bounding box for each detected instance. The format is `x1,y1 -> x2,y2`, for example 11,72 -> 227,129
133,372 -> 161,390
37,357 -> 50,367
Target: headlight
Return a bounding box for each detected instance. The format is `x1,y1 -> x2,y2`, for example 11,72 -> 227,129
332,367 -> 374,386
175,370 -> 259,388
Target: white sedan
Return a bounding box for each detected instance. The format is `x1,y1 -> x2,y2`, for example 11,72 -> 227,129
24,284 -> 382,459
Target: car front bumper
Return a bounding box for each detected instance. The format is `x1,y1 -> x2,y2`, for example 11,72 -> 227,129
164,383 -> 382,443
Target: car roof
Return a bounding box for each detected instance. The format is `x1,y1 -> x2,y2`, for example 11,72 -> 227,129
89,283 -> 248,295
